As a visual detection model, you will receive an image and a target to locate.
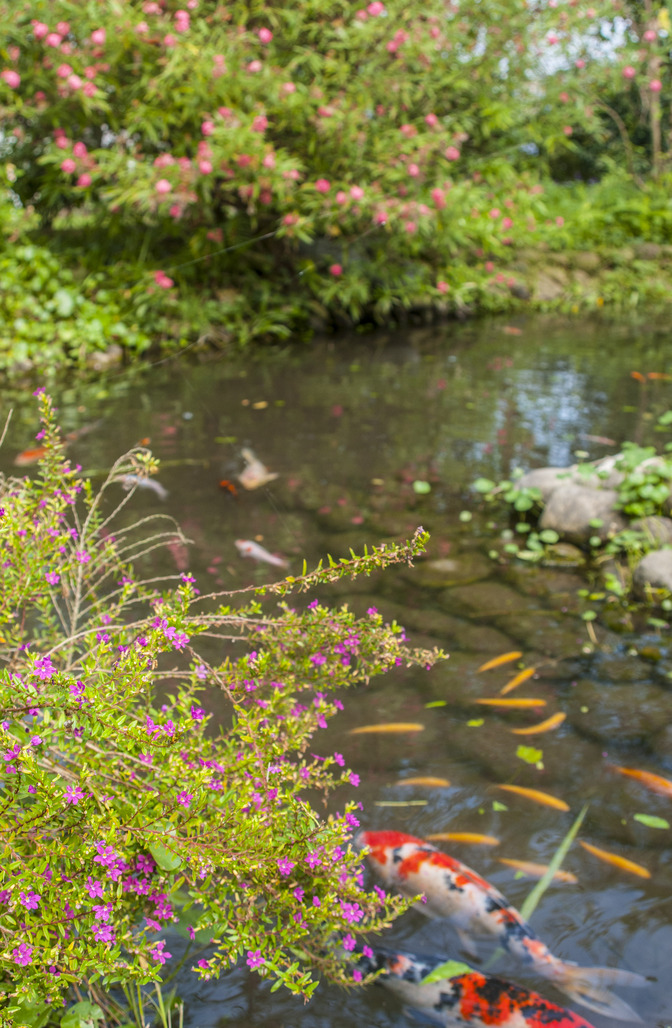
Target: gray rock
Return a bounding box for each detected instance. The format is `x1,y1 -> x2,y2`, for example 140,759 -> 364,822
573,251 -> 601,273
570,454 -> 625,490
631,516 -> 672,547
86,344 -> 123,371
539,484 -> 627,545
534,268 -> 569,301
516,467 -> 573,502
633,549 -> 672,593
567,679 -> 672,744
403,551 -> 494,589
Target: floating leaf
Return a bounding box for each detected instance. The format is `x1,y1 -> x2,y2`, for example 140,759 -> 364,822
478,651 -> 523,672
633,813 -> 670,830
495,785 -> 569,811
467,718 -> 484,727
413,480 -> 431,494
420,959 -> 474,984
500,667 -> 536,695
374,800 -> 428,807
492,801 -> 508,811
473,478 -> 496,494
512,712 -> 566,735
516,745 -> 543,764
428,832 -> 499,846
579,840 -> 651,879
611,765 -> 672,799
476,698 -> 547,708
425,700 -> 447,708
397,777 -> 451,788
499,858 -> 578,883
349,722 -> 424,735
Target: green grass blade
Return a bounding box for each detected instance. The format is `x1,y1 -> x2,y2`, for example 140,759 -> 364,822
519,802 -> 588,922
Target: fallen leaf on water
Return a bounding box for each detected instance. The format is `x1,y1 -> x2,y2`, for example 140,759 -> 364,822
633,813 -> 670,830
349,722 -> 425,735
500,668 -> 536,695
516,744 -> 543,765
476,698 -> 547,709
374,800 -> 428,807
502,325 -> 522,335
610,765 -> 672,799
428,832 -> 500,846
498,858 -> 578,883
478,651 -> 523,672
397,777 -> 450,788
579,840 -> 651,879
495,785 -> 569,811
252,401 -> 268,409
511,712 -> 567,735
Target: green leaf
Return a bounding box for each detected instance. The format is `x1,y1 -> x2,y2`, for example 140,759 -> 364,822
420,959 -> 473,984
53,289 -> 75,318
519,803 -> 588,922
473,477 -> 496,493
538,529 -> 559,543
61,1002 -> 104,1028
467,718 -> 484,727
516,745 -> 543,765
425,700 -> 447,708
492,800 -> 508,811
149,841 -> 183,871
412,480 -> 431,494
633,813 -> 670,829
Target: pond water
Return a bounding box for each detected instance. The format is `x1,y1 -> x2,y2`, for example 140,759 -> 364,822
5,313 -> 672,1028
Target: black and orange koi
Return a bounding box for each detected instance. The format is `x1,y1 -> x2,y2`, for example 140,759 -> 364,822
356,946 -> 599,1028
357,830 -> 645,1021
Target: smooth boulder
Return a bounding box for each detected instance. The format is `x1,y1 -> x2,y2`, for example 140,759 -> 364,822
539,484 -> 628,545
633,549 -> 672,593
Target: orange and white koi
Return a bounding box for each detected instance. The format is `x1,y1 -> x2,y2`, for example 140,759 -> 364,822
356,946 -> 599,1028
235,539 -> 288,568
121,474 -> 169,501
357,830 -> 645,1021
238,447 -> 279,490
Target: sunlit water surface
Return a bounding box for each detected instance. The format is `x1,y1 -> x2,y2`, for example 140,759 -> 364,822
5,314 -> 672,1028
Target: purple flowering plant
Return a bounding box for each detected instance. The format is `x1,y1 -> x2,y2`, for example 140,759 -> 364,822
0,394 -> 443,1018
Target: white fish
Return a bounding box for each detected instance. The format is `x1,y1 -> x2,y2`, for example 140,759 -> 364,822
121,474 -> 169,501
238,447 -> 279,490
235,539 -> 288,568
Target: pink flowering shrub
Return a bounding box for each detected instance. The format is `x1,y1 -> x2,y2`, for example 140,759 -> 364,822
0,0 -> 669,347
0,394 -> 442,1016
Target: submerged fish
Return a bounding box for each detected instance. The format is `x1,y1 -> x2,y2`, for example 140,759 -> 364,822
356,946 -> 598,1028
235,539 -> 288,568
238,447 -> 279,490
121,474 -> 169,501
356,830 -> 645,1021
610,764 -> 672,799
14,446 -> 48,466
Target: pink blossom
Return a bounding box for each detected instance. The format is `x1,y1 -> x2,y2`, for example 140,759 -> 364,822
198,160 -> 212,174
425,113 -> 438,126
1,70 -> 20,89
174,12 -> 190,32
201,120 -> 214,136
643,28 -> 657,41
329,264 -> 343,276
68,75 -> 83,90
374,210 -> 387,225
32,21 -> 49,39
367,1 -> 386,14
555,216 -> 565,226
315,178 -> 331,193
135,22 -> 150,35
563,125 -> 573,135
404,220 -> 417,234
55,135 -> 69,149
84,66 -> 96,79
237,154 -> 252,168
575,58 -> 585,68
262,153 -> 276,169
444,145 -> 460,160
252,115 -> 268,132
144,1 -> 161,12
187,0 -> 198,7
154,271 -> 175,289
336,190 -> 348,205
437,280 -> 449,293
247,60 -> 263,73
169,204 -> 182,219
73,141 -> 87,158
57,63 -> 72,78
283,213 -> 298,226
155,179 -> 172,194
431,187 -> 446,209
485,260 -> 495,272
489,207 -> 501,219
77,173 -> 92,188
408,163 -> 420,177
61,158 -> 76,174
45,33 -> 63,47
649,79 -> 662,92
258,27 -> 273,43
91,28 -> 106,45
502,216 -> 513,229
350,185 -> 364,200
622,65 -> 636,79
56,21 -> 70,35
547,33 -> 559,44
355,9 -> 368,19
281,82 -> 296,94
400,123 -> 417,138
163,34 -> 178,47
559,91 -> 569,102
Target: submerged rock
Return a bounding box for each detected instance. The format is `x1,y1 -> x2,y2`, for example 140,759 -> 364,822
516,467 -> 573,502
539,484 -> 627,545
631,516 -> 672,547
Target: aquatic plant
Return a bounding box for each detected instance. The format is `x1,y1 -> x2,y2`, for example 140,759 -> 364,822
0,393 -> 443,1024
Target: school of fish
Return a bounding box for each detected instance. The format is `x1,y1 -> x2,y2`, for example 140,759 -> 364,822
356,829 -> 646,1022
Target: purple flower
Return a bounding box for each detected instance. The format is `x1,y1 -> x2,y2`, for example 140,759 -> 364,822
308,599 -> 319,609
190,705 -> 205,721
305,852 -> 321,869
333,752 -> 345,766
33,656 -> 56,680
86,877 -> 104,899
292,886 -> 304,901
362,944 -> 374,959
93,924 -> 115,943
75,550 -> 91,564
277,858 -> 295,876
12,943 -> 33,966
246,949 -> 264,969
45,571 -> 60,585
30,736 -> 42,746
353,968 -> 362,982
188,925 -> 196,940
195,664 -> 207,680
367,606 -> 378,615
310,652 -> 326,666
19,891 -> 40,910
348,773 -> 360,787
92,902 -> 113,923
65,784 -> 86,805
177,790 -> 192,808
312,895 -> 321,907
342,934 -> 356,951
151,941 -> 172,964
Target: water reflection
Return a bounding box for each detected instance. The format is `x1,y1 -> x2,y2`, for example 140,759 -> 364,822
4,313 -> 672,1026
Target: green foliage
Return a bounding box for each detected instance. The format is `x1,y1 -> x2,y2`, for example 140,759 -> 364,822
0,394 -> 444,1019
614,442 -> 672,517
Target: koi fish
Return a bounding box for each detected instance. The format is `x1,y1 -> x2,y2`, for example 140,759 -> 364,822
235,539 -> 288,568
238,447 -> 279,490
356,830 -> 645,1020
14,446 -> 48,466
610,764 -> 672,799
121,475 -> 169,501
355,946 -> 599,1028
